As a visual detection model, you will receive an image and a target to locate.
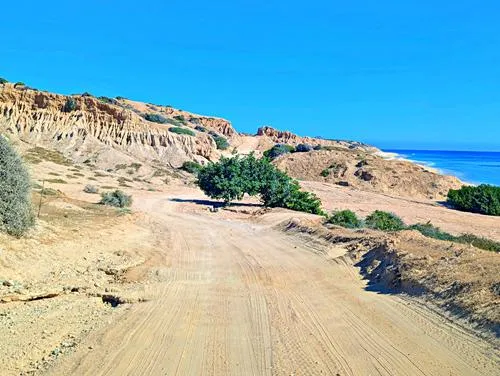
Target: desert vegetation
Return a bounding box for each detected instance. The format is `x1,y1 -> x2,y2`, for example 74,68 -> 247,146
447,184 -> 500,216
0,136 -> 34,236
326,209 -> 500,252
196,154 -> 323,214
327,209 -> 362,228
100,190 -> 132,208
181,161 -> 202,174
62,97 -> 77,113
169,127 -> 195,136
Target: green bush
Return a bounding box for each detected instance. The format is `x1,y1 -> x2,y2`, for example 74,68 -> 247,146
169,127 -> 195,136
320,169 -> 330,177
0,77 -> 7,84
100,190 -> 132,208
327,210 -> 362,228
173,115 -> 186,124
62,97 -> 77,113
365,210 -> 405,231
447,185 -> 500,216
455,233 -> 500,252
181,161 -> 202,174
263,144 -> 295,159
408,222 -> 455,241
409,222 -> 500,252
143,113 -> 168,124
213,135 -> 230,150
98,96 -> 117,105
295,143 -> 313,153
0,136 -> 34,236
196,154 -> 324,214
195,125 -> 207,132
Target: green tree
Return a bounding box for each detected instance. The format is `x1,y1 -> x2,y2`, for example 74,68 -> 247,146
0,136 -> 34,236
365,210 -> 405,231
196,154 -> 324,214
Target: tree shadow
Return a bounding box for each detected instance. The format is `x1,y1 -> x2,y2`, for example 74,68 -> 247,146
169,198 -> 262,208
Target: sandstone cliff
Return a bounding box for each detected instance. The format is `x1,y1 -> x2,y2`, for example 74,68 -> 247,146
0,84 -> 235,167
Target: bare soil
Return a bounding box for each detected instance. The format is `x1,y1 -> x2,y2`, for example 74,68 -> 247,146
0,161 -> 499,375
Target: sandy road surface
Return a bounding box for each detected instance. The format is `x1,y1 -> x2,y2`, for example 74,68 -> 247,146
49,195 -> 499,376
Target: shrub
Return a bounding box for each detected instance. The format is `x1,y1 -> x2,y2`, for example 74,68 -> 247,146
195,125 -> 207,132
14,82 -> 25,87
365,210 -> 405,231
327,210 -> 362,228
143,113 -> 168,124
409,222 -> 500,252
0,136 -> 34,236
408,222 -> 455,241
196,154 -> 324,214
62,97 -> 77,112
0,77 -> 7,84
98,96 -> 116,105
213,135 -> 230,150
455,234 -> 500,252
81,92 -> 93,97
320,169 -> 330,177
447,185 -> 500,216
169,127 -> 195,136
181,161 -> 202,174
313,145 -> 322,151
263,144 -> 295,159
100,190 -> 132,208
295,143 -> 313,153
173,115 -> 186,124
83,185 -> 99,194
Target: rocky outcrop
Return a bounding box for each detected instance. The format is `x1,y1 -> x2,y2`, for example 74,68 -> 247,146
0,84 -> 228,166
256,126 -> 377,152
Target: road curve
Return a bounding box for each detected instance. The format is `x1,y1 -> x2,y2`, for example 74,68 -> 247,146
48,196 -> 499,376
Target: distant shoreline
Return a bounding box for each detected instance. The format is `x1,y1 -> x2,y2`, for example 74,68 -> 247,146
375,150 -> 441,174
378,149 -> 500,186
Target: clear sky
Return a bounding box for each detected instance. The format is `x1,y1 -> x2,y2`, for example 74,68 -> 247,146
1,1 -> 499,150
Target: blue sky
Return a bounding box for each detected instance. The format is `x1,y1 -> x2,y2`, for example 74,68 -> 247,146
1,1 -> 499,150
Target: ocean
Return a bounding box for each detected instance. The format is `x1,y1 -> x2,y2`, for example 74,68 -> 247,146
383,149 -> 500,186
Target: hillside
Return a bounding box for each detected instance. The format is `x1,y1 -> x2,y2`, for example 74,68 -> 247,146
0,82 -> 465,201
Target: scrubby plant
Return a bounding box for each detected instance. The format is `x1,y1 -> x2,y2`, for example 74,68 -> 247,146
0,136 -> 34,236
313,145 -> 322,151
0,77 -> 8,84
81,92 -> 93,97
408,222 -> 455,241
181,161 -> 202,174
169,127 -> 195,136
447,184 -> 500,216
14,82 -> 25,87
195,125 -> 207,132
196,154 -> 324,214
100,190 -> 132,208
173,115 -> 186,124
213,135 -> 230,150
62,97 -> 77,112
320,169 -> 330,177
365,210 -> 405,231
143,113 -> 168,124
83,185 -> 99,194
263,144 -> 295,159
409,222 -> 500,252
327,210 -> 362,228
98,96 -> 116,105
295,143 -> 313,153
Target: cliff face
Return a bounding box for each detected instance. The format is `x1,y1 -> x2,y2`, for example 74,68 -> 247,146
0,84 -> 237,167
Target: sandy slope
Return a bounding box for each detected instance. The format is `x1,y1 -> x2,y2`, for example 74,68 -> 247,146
47,194 -> 499,376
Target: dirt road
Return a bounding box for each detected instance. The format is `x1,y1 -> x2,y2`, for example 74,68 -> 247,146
48,195 -> 499,376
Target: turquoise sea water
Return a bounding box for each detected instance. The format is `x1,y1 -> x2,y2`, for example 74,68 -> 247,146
384,150 -> 500,186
